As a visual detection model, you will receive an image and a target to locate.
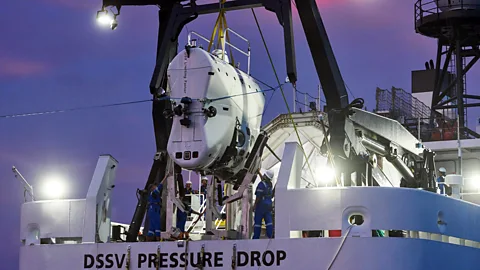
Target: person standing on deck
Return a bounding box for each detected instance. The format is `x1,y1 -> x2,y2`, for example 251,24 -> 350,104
146,175 -> 167,241
252,169 -> 274,239
437,167 -> 448,195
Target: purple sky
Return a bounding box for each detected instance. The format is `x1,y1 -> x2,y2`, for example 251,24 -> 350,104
1,0 -> 479,268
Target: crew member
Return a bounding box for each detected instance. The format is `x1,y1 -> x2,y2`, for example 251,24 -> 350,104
185,180 -> 195,194
199,176 -> 208,207
437,167 -> 448,195
184,180 -> 197,211
175,196 -> 201,239
252,169 -> 274,239
146,176 -> 166,241
200,177 -> 208,197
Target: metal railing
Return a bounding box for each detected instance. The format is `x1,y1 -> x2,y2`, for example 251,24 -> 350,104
295,86 -> 322,112
415,0 -> 480,25
375,87 -> 432,122
185,193 -> 227,233
221,28 -> 251,75
187,29 -> 251,75
392,116 -> 478,141
184,193 -> 205,234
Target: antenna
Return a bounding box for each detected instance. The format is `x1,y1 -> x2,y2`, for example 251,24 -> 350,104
12,166 -> 35,202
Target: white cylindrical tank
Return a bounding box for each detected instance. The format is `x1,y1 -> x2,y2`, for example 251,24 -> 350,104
166,47 -> 265,173
435,0 -> 480,11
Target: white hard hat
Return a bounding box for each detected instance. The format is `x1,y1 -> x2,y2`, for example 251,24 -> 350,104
264,170 -> 274,180
439,167 -> 447,173
201,176 -> 208,181
186,180 -> 192,185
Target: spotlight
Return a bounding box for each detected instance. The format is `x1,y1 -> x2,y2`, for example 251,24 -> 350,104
96,8 -> 113,26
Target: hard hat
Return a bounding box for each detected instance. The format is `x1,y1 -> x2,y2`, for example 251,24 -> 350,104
264,170 -> 274,180
201,176 -> 208,181
439,167 -> 447,173
186,180 -> 192,185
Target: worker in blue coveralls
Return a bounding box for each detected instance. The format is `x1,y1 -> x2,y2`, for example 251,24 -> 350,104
437,167 -> 447,195
175,195 -> 201,239
252,169 -> 275,239
146,178 -> 165,242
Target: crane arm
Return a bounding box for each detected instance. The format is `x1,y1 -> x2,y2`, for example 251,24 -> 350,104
293,0 -> 349,109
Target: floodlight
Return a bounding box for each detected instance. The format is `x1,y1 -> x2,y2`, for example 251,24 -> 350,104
41,175 -> 66,200
96,9 -> 113,26
314,164 -> 335,185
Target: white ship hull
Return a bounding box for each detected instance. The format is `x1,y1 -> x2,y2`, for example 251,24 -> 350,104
19,237 -> 480,269
17,144 -> 480,270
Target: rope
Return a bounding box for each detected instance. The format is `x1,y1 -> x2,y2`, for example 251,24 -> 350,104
251,9 -> 317,186
294,89 -> 318,100
0,83 -> 283,119
327,224 -> 355,270
0,99 -> 152,119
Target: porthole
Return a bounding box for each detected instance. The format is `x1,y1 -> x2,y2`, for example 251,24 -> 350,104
348,214 -> 364,225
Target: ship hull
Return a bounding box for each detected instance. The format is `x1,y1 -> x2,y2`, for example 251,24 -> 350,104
20,237 -> 480,269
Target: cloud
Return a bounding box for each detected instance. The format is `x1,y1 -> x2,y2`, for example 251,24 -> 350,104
0,57 -> 51,77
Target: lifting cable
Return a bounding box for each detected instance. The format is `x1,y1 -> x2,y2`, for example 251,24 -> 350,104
251,9 -> 317,186
207,0 -> 235,66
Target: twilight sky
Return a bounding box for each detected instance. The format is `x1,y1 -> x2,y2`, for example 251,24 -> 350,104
1,0 -> 479,268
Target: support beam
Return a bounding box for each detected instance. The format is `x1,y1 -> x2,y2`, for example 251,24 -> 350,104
432,45 -> 453,105
434,96 -> 458,108
464,94 -> 480,100
275,142 -> 303,239
437,103 -> 480,109
293,0 -> 348,109
149,4 -> 197,95
435,53 -> 479,104
126,97 -> 172,241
